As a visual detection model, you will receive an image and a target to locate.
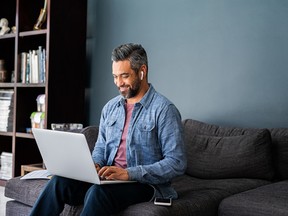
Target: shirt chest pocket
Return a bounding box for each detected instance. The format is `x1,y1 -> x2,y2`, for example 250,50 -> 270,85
138,122 -> 155,132
136,121 -> 157,145
105,119 -> 122,142
135,121 -> 162,157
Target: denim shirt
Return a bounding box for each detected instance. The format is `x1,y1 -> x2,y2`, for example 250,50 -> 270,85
92,84 -> 187,199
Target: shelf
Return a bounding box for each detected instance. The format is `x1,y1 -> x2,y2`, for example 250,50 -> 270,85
0,34 -> 16,40
0,132 -> 13,137
16,83 -> 46,88
0,83 -> 15,88
19,29 -> 47,37
16,132 -> 34,139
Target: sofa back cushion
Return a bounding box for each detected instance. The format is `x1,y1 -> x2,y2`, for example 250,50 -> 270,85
269,128 -> 288,180
80,126 -> 99,153
183,119 -> 274,180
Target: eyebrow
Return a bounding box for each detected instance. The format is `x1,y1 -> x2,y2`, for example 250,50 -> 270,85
112,72 -> 130,77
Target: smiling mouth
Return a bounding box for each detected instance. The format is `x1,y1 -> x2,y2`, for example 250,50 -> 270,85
119,86 -> 129,92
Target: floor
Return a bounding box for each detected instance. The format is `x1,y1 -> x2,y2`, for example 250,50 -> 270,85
0,186 -> 12,216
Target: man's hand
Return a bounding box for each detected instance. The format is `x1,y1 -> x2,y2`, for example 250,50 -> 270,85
98,166 -> 129,181
95,163 -> 101,172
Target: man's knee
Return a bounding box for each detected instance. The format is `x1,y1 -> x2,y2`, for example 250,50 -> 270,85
86,184 -> 103,198
84,184 -> 113,204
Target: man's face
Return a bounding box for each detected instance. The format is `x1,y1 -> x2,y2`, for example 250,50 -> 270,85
112,60 -> 141,99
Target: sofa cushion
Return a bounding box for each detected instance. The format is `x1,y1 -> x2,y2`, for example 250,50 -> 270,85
80,126 -> 99,153
183,119 -> 274,180
5,177 -> 85,216
170,174 -> 271,216
6,200 -> 32,216
269,128 -> 288,180
5,176 -> 49,207
218,180 -> 288,216
6,200 -> 84,216
119,175 -> 271,216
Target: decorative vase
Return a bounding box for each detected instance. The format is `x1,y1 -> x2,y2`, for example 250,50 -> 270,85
0,59 -> 7,82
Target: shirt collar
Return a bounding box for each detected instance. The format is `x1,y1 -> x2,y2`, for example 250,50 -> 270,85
117,84 -> 155,109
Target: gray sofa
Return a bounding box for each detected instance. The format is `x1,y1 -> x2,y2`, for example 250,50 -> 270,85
5,119 -> 288,215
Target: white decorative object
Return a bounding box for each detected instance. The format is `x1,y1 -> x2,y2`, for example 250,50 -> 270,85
0,18 -> 10,35
11,26 -> 16,33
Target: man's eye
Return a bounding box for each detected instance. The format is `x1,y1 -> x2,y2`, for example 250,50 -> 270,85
122,74 -> 129,78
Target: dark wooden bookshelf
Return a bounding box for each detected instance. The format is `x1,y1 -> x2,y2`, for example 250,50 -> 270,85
0,0 -> 87,186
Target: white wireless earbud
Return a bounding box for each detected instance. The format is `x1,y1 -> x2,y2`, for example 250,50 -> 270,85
140,71 -> 144,80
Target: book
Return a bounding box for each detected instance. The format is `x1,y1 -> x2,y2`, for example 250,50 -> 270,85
0,152 -> 13,180
20,169 -> 52,180
20,52 -> 27,83
0,89 -> 14,132
38,46 -> 45,83
31,50 -> 39,83
19,48 -> 46,84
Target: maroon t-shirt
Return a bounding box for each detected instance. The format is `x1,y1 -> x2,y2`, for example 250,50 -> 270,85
113,103 -> 134,168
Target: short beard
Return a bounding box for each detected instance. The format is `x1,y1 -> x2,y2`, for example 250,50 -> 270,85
119,78 -> 141,99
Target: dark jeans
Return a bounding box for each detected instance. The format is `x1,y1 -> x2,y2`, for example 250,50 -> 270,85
30,176 -> 154,216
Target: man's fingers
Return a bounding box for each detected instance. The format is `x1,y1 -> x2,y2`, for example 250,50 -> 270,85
98,166 -> 109,176
98,166 -> 128,180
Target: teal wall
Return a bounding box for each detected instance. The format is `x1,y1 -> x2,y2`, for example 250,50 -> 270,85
86,0 -> 288,128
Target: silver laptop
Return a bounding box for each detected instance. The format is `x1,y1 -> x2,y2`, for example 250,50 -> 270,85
32,128 -> 135,185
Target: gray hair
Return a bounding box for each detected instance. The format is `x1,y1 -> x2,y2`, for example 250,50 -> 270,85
111,43 -> 148,73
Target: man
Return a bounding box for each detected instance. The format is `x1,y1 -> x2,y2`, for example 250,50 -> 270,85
30,43 -> 187,215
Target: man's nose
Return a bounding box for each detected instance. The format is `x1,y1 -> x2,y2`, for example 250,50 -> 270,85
115,77 -> 124,86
